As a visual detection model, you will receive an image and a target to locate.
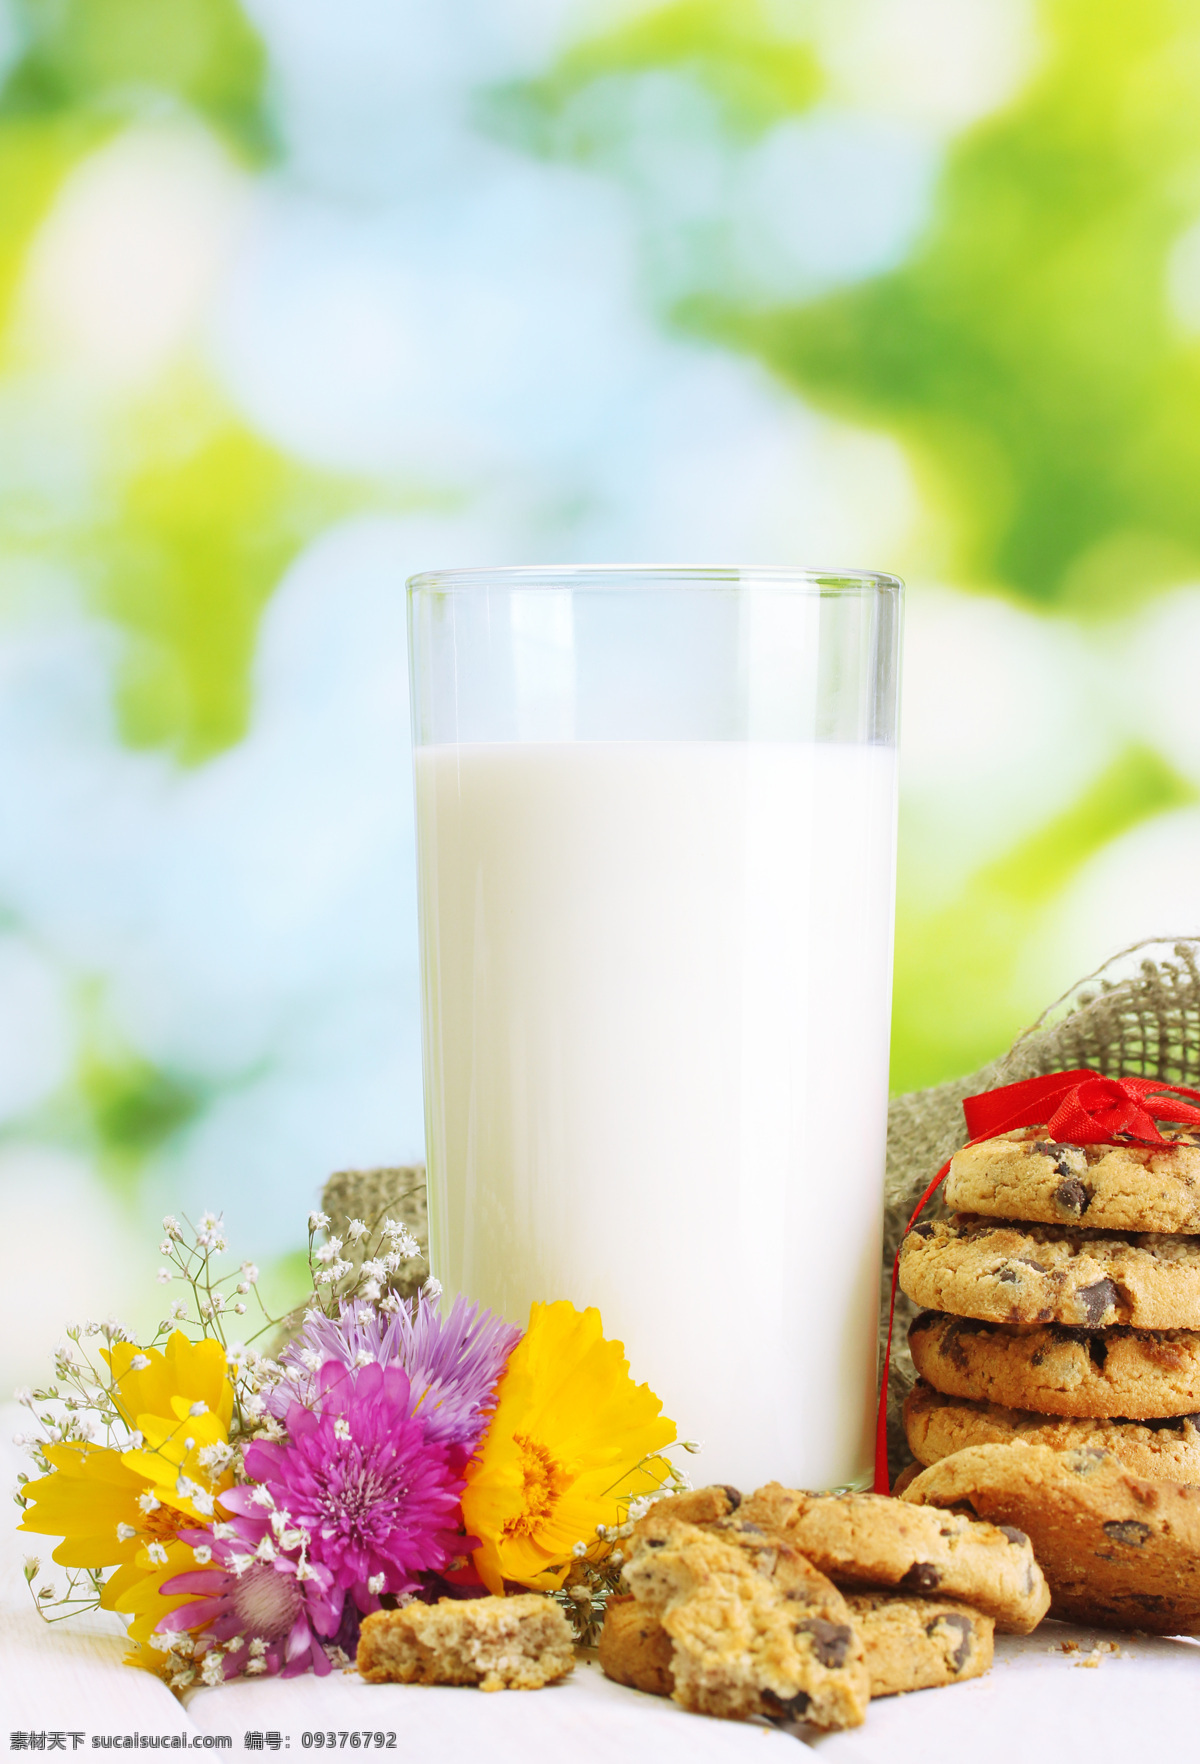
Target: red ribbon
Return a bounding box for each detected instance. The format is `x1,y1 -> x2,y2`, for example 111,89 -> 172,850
873,1068 -> 1200,1494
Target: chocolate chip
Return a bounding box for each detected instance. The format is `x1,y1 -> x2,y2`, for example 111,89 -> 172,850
996,1267 -> 1020,1283
908,1221 -> 937,1240
1087,1334 -> 1108,1370
937,1320 -> 972,1370
1054,1176 -> 1090,1215
899,1561 -> 941,1592
1033,1141 -> 1082,1184
926,1611 -> 973,1672
720,1485 -> 742,1512
1102,1520 -> 1152,1547
998,1525 -> 1029,1548
795,1618 -> 854,1669
645,1538 -> 665,1549
762,1689 -> 811,1721
1075,1277 -> 1118,1325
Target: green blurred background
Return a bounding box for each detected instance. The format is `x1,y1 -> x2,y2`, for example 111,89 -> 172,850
3,0 -> 1200,1380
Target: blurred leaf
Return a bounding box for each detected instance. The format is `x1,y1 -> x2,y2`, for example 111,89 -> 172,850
491,0 -> 821,147
79,1044 -> 207,1163
683,0 -> 1200,602
1,0 -> 274,160
93,418 -> 362,763
890,745 -> 1198,1090
0,115 -> 104,333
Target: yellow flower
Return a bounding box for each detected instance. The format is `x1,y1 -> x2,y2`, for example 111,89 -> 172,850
18,1332 -> 235,1660
461,1301 -> 675,1594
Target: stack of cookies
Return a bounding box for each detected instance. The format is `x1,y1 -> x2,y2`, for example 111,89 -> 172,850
598,1481 -> 1048,1730
899,1126 -> 1200,1484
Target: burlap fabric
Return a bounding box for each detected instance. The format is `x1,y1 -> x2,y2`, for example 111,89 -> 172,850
317,937 -> 1200,1483
882,935 -> 1200,1477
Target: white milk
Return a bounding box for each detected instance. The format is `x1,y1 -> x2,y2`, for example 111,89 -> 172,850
414,740 -> 896,1491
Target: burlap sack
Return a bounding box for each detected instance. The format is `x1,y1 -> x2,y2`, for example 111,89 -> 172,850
320,936 -> 1200,1484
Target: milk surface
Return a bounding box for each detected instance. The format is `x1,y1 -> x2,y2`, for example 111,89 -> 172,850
414,740 -> 896,1491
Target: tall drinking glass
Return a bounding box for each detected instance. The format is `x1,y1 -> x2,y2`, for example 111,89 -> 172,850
408,566 -> 901,1492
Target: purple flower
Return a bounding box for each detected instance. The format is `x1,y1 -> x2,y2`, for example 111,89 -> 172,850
159,1361 -> 466,1679
159,1506 -> 336,1682
274,1292 -> 520,1467
248,1361 -> 462,1630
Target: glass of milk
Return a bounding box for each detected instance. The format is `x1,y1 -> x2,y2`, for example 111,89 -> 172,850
408,567 -> 901,1492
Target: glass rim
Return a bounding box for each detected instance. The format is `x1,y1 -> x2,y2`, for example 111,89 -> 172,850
407,563 -> 902,594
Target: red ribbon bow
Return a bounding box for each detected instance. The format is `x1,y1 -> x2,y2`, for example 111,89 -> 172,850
873,1068 -> 1200,1495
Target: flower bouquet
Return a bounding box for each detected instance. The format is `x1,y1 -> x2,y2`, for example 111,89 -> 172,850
14,1208 -> 684,1690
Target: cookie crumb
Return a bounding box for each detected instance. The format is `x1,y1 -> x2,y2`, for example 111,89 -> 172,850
1059,1640 -> 1079,1654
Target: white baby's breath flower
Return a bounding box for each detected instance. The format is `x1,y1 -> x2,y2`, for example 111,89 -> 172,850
249,1486 -> 275,1509
681,1440 -> 703,1454
192,1545 -> 212,1565
213,1522 -> 238,1542
353,1349 -> 374,1368
361,1260 -> 386,1283
248,1637 -> 267,1658
308,1211 -> 330,1233
145,1541 -> 168,1565
379,1291 -> 403,1313
200,1650 -> 225,1687
137,1490 -> 161,1514
188,1400 -> 208,1417
422,1277 -> 443,1301
245,1656 -> 267,1675
229,1552 -> 256,1578
162,1216 -> 183,1240
116,1523 -> 137,1542
13,1387 -> 32,1407
334,1416 -> 351,1440
240,1261 -> 259,1282
345,1219 -> 368,1242
169,1301 -> 188,1320
572,1541 -> 587,1558
255,1535 -> 277,1563
330,1259 -> 352,1281
128,1354 -> 151,1372
359,1280 -> 381,1303
367,1572 -> 386,1595
315,1237 -> 344,1266
233,1301 -> 247,1315
191,1491 -> 215,1518
300,1349 -> 322,1371
156,1268 -> 172,1285
159,1241 -> 173,1257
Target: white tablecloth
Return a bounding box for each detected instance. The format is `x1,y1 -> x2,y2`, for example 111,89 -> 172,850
3,1406 -> 1197,1760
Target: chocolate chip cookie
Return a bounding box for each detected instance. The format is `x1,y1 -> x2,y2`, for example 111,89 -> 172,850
599,1587 -> 993,1701
898,1217 -> 1200,1328
945,1128 -> 1200,1232
357,1593 -> 575,1689
904,1381 -> 1200,1482
842,1590 -> 994,1697
902,1441 -> 1200,1632
739,1482 -> 1048,1633
622,1513 -> 870,1727
598,1595 -> 677,1697
909,1310 -> 1200,1417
